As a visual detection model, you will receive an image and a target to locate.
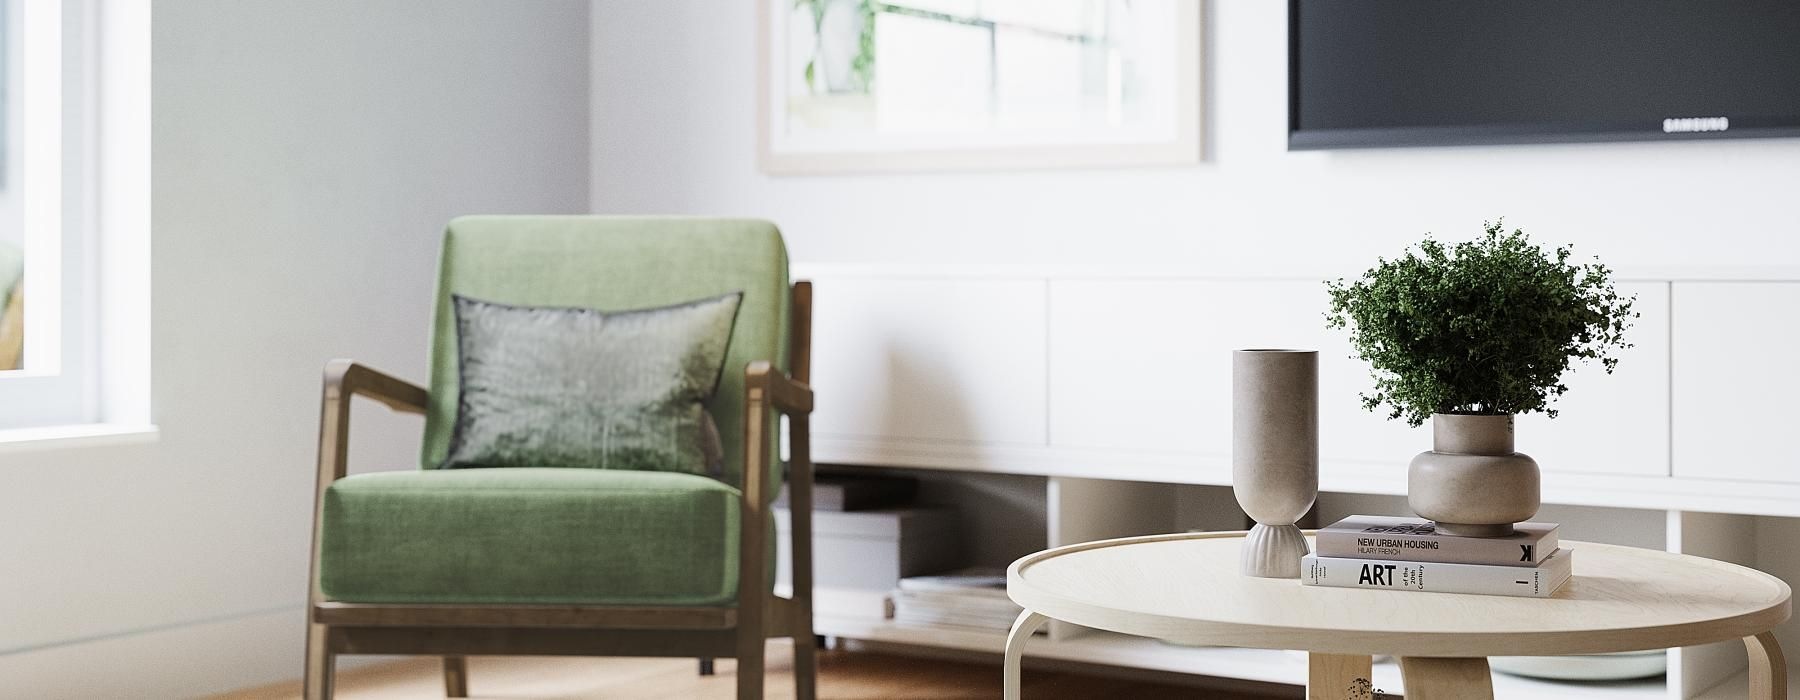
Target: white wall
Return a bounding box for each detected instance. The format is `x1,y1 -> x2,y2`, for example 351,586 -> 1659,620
590,0 -> 1800,274
0,0 -> 23,248
0,1 -> 589,696
589,5 -> 1800,686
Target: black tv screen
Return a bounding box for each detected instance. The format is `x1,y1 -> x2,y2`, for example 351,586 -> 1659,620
1289,0 -> 1800,149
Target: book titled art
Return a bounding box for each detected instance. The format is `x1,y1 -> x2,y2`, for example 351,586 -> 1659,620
1300,548 -> 1573,598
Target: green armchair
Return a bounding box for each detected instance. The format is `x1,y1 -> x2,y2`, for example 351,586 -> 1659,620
303,216 -> 817,700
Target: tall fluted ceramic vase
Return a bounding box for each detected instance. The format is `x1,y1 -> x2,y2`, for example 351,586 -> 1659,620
1232,349 -> 1319,578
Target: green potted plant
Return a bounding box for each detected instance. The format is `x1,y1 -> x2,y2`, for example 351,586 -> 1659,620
1325,221 -> 1636,537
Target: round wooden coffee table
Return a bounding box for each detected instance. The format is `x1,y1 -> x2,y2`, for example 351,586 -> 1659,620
1004,531 -> 1791,699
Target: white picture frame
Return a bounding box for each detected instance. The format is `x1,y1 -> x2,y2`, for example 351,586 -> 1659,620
757,0 -> 1202,175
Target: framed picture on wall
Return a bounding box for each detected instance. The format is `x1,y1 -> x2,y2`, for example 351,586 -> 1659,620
757,0 -> 1202,174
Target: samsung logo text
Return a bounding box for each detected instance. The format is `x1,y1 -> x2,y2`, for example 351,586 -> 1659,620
1663,116 -> 1729,133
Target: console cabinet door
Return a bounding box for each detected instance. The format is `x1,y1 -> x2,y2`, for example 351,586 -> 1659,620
1049,279 -> 1670,479
808,276 -> 1049,447
1047,279 -> 1421,473
1517,282 -> 1670,477
1673,282 -> 1800,483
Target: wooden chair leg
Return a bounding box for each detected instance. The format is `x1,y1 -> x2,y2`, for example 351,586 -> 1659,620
443,656 -> 469,697
736,638 -> 765,700
302,622 -> 334,700
699,657 -> 715,676
794,635 -> 818,700
1746,631 -> 1788,700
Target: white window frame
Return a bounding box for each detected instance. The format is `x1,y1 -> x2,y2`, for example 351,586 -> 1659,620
0,0 -> 151,446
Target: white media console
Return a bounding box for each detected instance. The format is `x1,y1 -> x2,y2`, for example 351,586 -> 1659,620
791,263 -> 1800,699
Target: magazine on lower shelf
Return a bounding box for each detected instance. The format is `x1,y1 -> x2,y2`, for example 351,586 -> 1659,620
892,566 -> 1024,632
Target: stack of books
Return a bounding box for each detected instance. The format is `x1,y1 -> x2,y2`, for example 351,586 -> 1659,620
891,567 -> 1026,632
1300,515 -> 1572,598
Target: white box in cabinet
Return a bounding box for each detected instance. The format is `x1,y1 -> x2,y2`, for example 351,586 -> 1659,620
1672,282 -> 1800,483
774,507 -> 960,592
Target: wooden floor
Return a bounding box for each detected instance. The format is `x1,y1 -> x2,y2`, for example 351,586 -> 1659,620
215,641 -> 1289,699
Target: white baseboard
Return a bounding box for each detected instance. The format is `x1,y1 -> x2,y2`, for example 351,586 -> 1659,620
0,606 -> 326,699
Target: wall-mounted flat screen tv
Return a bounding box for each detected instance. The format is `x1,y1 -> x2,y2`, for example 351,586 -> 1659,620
1289,0 -> 1800,149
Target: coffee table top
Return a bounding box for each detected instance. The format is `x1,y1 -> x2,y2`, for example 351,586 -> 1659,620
1006,531 -> 1791,657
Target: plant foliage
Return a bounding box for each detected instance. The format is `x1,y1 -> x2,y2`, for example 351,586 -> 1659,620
796,0 -> 878,94
1325,221 -> 1637,427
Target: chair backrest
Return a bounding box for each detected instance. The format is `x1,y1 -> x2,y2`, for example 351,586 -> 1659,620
421,216 -> 790,492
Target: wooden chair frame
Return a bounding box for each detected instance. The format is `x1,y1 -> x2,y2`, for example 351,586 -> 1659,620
303,282 -> 817,700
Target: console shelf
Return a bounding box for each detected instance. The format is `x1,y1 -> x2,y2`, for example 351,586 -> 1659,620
790,471 -> 1798,699
793,264 -> 1800,698
815,615 -> 1667,698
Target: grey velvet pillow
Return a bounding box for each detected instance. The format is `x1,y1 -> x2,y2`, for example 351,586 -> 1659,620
441,292 -> 743,476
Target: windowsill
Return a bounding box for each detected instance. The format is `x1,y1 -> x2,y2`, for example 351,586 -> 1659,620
0,423 -> 159,453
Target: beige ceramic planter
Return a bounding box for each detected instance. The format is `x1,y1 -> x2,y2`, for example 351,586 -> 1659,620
1408,413 -> 1540,537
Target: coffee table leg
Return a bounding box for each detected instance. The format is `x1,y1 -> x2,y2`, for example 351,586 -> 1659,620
1399,657 -> 1493,700
1745,631 -> 1788,700
1308,653 -> 1373,700
1003,611 -> 1048,700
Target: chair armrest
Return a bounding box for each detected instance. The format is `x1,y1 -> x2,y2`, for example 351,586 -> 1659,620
315,360 -> 427,488
741,360 -> 816,630
310,360 -> 428,612
745,360 -> 813,415
324,359 -> 428,415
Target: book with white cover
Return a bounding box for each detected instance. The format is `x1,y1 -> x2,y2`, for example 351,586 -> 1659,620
896,567 -> 1009,596
1301,548 -> 1572,598
893,590 -> 1019,614
892,593 -> 1021,627
1315,515 -> 1559,567
892,611 -> 1020,632
892,599 -> 1021,631
893,566 -> 1024,631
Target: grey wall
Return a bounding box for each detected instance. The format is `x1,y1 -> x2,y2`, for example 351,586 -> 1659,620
0,2 -> 589,696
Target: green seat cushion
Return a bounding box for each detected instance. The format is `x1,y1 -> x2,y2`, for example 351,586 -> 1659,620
320,468 -> 741,605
